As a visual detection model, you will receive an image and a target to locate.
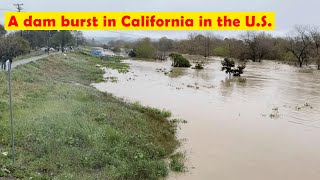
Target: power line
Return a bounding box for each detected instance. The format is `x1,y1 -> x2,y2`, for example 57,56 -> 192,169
0,8 -> 16,12
105,30 -> 147,38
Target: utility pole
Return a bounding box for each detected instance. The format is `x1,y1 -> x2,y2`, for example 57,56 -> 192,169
13,3 -> 23,37
47,31 -> 51,55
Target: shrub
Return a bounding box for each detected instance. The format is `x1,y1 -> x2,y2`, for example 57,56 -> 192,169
221,57 -> 246,76
128,49 -> 137,57
169,53 -> 191,67
194,62 -> 205,69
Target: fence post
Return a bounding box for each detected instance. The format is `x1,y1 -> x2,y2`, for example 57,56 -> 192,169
7,60 -> 15,164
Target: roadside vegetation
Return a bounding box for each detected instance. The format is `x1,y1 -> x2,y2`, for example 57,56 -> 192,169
0,52 -> 181,179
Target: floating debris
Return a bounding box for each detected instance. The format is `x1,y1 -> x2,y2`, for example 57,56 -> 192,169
270,107 -> 280,119
261,114 -> 267,117
203,85 -> 215,89
295,103 -> 313,111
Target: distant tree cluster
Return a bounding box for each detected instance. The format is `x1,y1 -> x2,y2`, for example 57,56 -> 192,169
0,26 -> 88,61
21,30 -> 86,52
1,24 -> 311,69
102,25 -> 320,70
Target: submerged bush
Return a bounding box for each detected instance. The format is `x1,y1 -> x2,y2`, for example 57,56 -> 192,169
169,53 -> 191,67
221,57 -> 246,76
194,63 -> 205,69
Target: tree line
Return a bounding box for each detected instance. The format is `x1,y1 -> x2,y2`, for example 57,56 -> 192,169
1,24 -> 320,70
104,25 -> 320,69
0,24 -> 86,61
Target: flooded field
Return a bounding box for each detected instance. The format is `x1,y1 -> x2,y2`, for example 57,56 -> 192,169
94,59 -> 320,180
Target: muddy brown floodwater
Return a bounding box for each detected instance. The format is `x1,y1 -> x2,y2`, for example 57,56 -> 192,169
93,58 -> 320,180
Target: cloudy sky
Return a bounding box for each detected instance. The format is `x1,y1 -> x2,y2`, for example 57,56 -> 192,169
0,0 -> 318,39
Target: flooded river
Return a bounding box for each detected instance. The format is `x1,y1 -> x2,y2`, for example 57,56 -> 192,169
94,59 -> 320,180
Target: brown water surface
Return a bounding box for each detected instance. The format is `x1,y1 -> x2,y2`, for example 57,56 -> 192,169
94,59 -> 320,180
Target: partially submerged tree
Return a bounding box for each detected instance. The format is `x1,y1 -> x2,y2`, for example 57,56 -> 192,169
169,53 -> 191,67
192,55 -> 206,69
134,37 -> 156,58
223,38 -> 247,60
256,32 -> 273,61
221,58 -> 246,76
157,37 -> 173,60
241,31 -> 259,61
188,33 -> 215,69
240,31 -> 272,62
308,26 -> 320,70
286,25 -> 313,67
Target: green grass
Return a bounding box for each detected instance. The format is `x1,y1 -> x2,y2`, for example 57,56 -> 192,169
0,52 -> 180,179
169,153 -> 186,172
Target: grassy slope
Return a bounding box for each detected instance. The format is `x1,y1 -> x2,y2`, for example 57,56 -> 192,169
0,52 -> 179,179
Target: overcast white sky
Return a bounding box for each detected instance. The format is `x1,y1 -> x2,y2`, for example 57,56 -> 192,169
0,0 -> 319,39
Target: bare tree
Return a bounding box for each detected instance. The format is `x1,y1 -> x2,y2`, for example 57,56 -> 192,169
72,31 -> 86,47
256,32 -> 273,61
187,33 -> 198,55
240,31 -> 272,62
241,31 -> 259,62
157,37 -> 173,60
190,33 -> 216,69
286,25 -> 313,67
308,26 -> 320,70
204,32 -> 215,58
